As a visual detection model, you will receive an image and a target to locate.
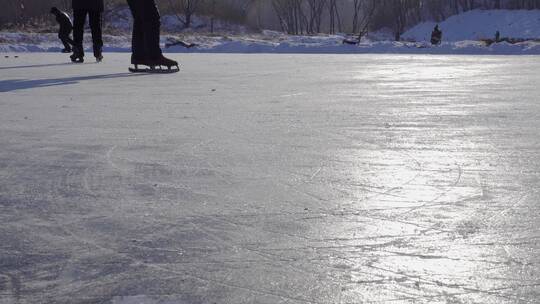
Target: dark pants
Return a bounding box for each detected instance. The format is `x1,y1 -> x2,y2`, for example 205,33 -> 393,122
126,0 -> 162,61
59,27 -> 74,51
73,9 -> 103,57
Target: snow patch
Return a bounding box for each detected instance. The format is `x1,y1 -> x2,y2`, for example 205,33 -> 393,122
2,31 -> 540,55
403,9 -> 540,42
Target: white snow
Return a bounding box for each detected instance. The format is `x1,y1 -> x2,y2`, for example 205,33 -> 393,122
403,9 -> 540,42
2,30 -> 540,55
1,53 -> 539,303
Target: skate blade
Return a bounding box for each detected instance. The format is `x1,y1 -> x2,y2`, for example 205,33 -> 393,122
129,65 -> 179,74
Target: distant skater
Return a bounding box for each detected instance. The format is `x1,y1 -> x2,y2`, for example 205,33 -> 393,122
126,0 -> 179,72
431,25 -> 442,45
50,7 -> 74,53
71,0 -> 104,63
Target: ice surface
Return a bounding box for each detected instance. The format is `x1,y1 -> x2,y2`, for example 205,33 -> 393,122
0,53 -> 539,303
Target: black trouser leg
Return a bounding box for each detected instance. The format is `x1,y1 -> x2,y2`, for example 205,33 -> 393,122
58,30 -> 73,51
73,10 -> 87,56
127,0 -> 145,61
127,0 -> 162,61
142,0 -> 162,60
60,38 -> 72,50
88,11 -> 103,57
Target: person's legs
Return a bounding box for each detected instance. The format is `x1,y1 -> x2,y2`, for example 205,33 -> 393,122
127,0 -> 177,68
66,31 -> 75,47
88,11 -> 103,58
140,0 -> 162,60
72,9 -> 87,57
58,31 -> 72,52
127,0 -> 147,62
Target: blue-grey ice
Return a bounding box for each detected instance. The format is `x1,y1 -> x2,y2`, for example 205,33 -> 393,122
0,53 -> 539,303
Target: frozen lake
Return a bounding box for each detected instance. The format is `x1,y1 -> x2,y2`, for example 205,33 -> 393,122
1,53 -> 539,303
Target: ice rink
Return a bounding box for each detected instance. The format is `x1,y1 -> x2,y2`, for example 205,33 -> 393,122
1,53 -> 539,303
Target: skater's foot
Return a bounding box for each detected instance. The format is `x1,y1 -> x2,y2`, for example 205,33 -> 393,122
71,45 -> 84,63
70,53 -> 84,63
131,56 -> 147,65
129,54 -> 179,73
94,48 -> 103,62
147,55 -> 178,69
131,55 -> 178,69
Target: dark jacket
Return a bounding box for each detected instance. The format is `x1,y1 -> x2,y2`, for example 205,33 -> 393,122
55,11 -> 73,32
431,26 -> 442,45
72,0 -> 104,12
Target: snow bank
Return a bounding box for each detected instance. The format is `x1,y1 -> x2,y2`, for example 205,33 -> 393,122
2,31 -> 540,55
403,9 -> 540,42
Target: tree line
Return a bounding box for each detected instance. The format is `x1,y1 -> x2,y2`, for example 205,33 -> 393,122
2,0 -> 540,40
263,0 -> 540,39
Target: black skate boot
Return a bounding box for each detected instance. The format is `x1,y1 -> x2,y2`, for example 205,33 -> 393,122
70,46 -> 84,63
131,56 -> 147,66
151,55 -> 179,70
129,56 -> 151,72
94,48 -> 104,63
70,53 -> 84,63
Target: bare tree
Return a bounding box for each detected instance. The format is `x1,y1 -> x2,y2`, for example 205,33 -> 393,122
209,0 -> 216,33
351,0 -> 377,40
271,0 -> 306,35
3,0 -> 540,32
384,0 -> 421,41
305,0 -> 326,34
168,0 -> 204,28
327,0 -> 342,34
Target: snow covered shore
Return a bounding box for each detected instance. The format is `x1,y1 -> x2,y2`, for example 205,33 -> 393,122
1,31 -> 540,55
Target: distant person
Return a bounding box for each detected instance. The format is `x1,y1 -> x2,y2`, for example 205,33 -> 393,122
431,25 -> 442,45
495,31 -> 501,43
50,7 -> 74,53
126,0 -> 178,72
71,0 -> 104,63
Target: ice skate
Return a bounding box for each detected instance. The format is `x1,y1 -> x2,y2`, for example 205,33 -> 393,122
129,55 -> 179,74
70,53 -> 84,63
94,48 -> 103,63
95,51 -> 103,62
153,55 -> 179,70
129,57 -> 153,73
70,45 -> 84,63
